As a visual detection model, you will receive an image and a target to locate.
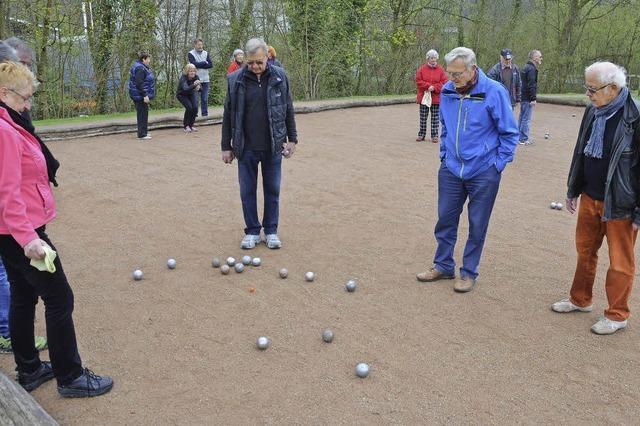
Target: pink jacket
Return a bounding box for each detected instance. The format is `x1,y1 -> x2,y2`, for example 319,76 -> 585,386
0,107 -> 56,247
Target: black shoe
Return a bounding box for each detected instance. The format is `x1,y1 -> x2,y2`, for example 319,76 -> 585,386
57,368 -> 113,398
18,361 -> 55,392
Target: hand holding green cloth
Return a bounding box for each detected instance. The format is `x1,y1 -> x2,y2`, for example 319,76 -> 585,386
30,245 -> 57,273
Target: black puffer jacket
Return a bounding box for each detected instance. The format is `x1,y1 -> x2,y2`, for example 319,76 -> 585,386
221,65 -> 297,158
520,61 -> 538,102
567,93 -> 640,224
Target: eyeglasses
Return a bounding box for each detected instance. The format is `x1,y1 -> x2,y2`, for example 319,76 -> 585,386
8,88 -> 32,103
246,59 -> 266,66
583,83 -> 610,94
446,70 -> 467,79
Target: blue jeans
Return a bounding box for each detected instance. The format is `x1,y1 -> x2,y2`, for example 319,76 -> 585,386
199,82 -> 210,116
518,101 -> 534,142
238,150 -> 282,235
0,258 -> 9,337
433,163 -> 502,279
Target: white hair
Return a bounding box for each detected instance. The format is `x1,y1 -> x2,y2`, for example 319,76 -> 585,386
585,61 -> 627,88
232,49 -> 244,58
528,50 -> 541,60
444,47 -> 476,69
426,49 -> 439,60
245,38 -> 268,56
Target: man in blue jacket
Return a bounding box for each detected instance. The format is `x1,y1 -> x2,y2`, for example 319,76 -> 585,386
128,52 -> 155,139
417,47 -> 519,293
221,38 -> 298,250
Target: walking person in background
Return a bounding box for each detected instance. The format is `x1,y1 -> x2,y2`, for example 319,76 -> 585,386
128,51 -> 155,140
0,61 -> 113,397
487,48 -> 521,110
177,63 -> 201,133
518,50 -> 542,145
227,49 -> 245,75
0,40 -> 47,355
415,49 -> 448,143
187,38 -> 213,117
267,46 -> 282,68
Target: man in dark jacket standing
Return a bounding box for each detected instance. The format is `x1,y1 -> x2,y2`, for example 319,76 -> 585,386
487,48 -> 521,110
221,38 -> 298,250
518,50 -> 542,145
128,52 -> 155,140
552,62 -> 640,335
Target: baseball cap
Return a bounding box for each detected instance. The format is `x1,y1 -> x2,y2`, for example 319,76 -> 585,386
501,48 -> 513,59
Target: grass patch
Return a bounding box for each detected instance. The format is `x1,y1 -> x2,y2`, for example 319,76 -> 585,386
33,107 -> 186,127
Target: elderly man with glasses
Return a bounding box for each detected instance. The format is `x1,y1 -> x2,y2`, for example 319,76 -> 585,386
416,47 -> 519,293
551,62 -> 640,335
221,38 -> 298,250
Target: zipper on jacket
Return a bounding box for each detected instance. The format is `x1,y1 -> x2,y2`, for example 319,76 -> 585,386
455,96 -> 465,179
463,107 -> 468,132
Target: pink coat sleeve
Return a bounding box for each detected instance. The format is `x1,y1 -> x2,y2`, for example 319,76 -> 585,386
0,129 -> 38,247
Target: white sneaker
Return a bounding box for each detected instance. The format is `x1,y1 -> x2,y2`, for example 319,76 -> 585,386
240,234 -> 261,250
551,298 -> 593,313
265,234 -> 282,249
139,135 -> 152,140
591,317 -> 627,335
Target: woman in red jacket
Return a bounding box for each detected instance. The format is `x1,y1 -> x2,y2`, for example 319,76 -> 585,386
0,61 -> 112,397
226,49 -> 245,75
415,49 -> 448,143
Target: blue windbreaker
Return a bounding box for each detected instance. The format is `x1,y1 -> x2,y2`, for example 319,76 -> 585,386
439,68 -> 519,180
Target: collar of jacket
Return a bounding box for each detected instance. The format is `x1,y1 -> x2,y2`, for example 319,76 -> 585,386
234,65 -> 283,88
584,92 -> 640,129
441,67 -> 490,99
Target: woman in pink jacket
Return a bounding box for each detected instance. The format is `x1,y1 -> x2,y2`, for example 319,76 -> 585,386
0,61 -> 112,397
415,49 -> 448,143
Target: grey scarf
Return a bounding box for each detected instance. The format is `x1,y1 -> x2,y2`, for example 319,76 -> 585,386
584,87 -> 628,158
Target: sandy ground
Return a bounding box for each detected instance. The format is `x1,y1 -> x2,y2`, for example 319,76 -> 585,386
1,103 -> 639,425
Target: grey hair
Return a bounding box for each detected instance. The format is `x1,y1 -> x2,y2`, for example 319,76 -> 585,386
528,50 -> 541,60
232,48 -> 244,58
426,49 -> 439,60
4,37 -> 33,58
0,41 -> 18,62
245,38 -> 268,56
444,47 -> 476,68
585,61 -> 627,88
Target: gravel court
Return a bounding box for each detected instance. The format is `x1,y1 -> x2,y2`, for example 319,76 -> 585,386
1,102 -> 638,424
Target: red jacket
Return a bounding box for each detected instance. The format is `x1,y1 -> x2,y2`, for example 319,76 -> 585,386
415,63 -> 448,105
227,61 -> 242,75
0,107 -> 56,247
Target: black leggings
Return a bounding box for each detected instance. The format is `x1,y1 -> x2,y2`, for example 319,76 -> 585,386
0,227 -> 83,385
177,93 -> 198,128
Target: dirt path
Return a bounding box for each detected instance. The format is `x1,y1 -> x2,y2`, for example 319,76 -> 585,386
1,103 -> 638,424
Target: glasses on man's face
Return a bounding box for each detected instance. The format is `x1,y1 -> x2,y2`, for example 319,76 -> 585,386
8,88 -> 32,103
246,59 -> 266,66
446,70 -> 466,79
583,83 -> 610,95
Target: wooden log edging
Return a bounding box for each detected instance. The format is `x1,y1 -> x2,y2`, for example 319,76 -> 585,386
0,371 -> 58,426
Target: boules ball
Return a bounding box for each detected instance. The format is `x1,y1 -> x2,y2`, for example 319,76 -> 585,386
572,113 -> 576,117
346,279 -> 357,292
322,329 -> 334,343
550,202 -> 557,209
544,133 -> 550,139
220,264 -> 230,275
235,263 -> 245,273
133,269 -> 143,281
305,271 -> 315,282
242,255 -> 252,265
226,257 -> 236,266
167,258 -> 176,269
556,202 -> 563,210
256,336 -> 270,350
279,268 -> 288,279
355,363 -> 370,378
251,257 -> 261,267
212,257 -> 221,268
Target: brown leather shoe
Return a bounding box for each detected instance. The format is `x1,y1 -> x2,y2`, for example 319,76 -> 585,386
453,276 -> 477,293
416,136 -> 425,142
416,267 -> 454,282
431,137 -> 439,144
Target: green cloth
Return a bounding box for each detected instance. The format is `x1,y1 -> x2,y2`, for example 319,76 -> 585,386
30,246 -> 57,273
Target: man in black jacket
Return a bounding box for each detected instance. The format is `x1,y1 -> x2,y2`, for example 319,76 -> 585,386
221,38 -> 298,250
551,61 -> 640,335
518,50 -> 542,145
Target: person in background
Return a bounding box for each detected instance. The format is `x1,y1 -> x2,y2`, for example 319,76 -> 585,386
176,63 -> 201,133
267,46 -> 282,68
128,51 -> 155,140
487,48 -> 521,110
227,49 -> 245,75
0,61 -> 113,397
187,38 -> 213,117
415,49 -> 448,143
0,40 -> 47,355
518,50 -> 542,146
